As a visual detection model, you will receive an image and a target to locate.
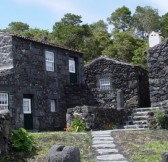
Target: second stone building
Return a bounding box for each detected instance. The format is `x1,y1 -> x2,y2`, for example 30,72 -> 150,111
84,56 -> 151,109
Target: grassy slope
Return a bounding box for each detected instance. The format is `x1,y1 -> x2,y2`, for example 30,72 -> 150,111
0,132 -> 96,162
112,130 -> 168,162
27,132 -> 96,162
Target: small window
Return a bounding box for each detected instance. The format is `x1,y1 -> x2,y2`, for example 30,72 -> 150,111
99,78 -> 111,90
45,51 -> 54,71
51,100 -> 56,112
0,93 -> 8,111
23,98 -> 31,114
69,57 -> 76,73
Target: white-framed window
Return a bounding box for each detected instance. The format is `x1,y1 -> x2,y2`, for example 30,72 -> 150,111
69,57 -> 76,73
99,78 -> 111,90
51,100 -> 56,112
23,98 -> 31,114
0,93 -> 8,111
45,51 -> 54,71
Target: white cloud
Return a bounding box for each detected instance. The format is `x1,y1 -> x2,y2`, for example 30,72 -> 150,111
13,0 -> 98,23
14,0 -> 78,14
146,0 -> 168,14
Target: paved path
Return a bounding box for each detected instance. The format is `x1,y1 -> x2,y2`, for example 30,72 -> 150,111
91,130 -> 129,162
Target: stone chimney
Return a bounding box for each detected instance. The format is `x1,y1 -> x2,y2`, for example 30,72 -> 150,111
149,31 -> 162,48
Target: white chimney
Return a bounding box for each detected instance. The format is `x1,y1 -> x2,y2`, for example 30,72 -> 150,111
149,31 -> 162,48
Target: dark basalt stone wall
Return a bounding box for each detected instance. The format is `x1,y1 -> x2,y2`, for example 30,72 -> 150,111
0,33 -> 13,69
148,40 -> 168,108
0,33 -> 84,130
65,57 -> 150,111
0,111 -> 10,156
84,56 -> 150,109
66,105 -> 131,130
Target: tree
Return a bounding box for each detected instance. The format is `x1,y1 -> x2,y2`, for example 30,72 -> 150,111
58,13 -> 82,26
81,20 -> 111,62
133,6 -> 161,38
132,40 -> 147,67
107,6 -> 132,32
7,21 -> 29,33
22,28 -> 49,41
103,31 -> 147,65
161,13 -> 168,37
52,13 -> 91,50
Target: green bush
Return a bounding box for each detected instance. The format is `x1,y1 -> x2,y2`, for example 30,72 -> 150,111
71,117 -> 87,132
10,128 -> 35,153
153,110 -> 166,128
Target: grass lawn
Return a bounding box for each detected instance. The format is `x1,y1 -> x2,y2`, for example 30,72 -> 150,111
1,129 -> 168,162
0,131 -> 96,162
112,129 -> 168,162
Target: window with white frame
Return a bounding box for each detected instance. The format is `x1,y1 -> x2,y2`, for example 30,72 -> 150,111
45,51 -> 54,71
69,57 -> 76,73
0,93 -> 8,111
23,98 -> 31,114
51,100 -> 56,112
99,78 -> 111,90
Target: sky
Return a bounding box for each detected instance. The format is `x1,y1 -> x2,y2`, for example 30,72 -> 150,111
0,0 -> 168,31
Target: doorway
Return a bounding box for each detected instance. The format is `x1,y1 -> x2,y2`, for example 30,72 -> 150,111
23,94 -> 33,129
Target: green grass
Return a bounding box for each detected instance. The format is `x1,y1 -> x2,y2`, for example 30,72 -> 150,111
0,131 -> 96,162
112,130 -> 168,162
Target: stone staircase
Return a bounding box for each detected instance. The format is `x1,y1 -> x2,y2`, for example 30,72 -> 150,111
124,107 -> 159,129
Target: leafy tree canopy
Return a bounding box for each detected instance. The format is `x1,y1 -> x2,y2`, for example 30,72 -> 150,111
7,21 -> 29,32
2,5 -> 167,67
107,6 -> 132,32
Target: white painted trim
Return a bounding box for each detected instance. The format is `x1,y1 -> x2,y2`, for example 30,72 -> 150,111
23,98 -> 31,114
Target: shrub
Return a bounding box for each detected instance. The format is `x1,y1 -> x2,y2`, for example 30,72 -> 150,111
71,117 -> 87,132
154,110 -> 166,128
10,128 -> 36,153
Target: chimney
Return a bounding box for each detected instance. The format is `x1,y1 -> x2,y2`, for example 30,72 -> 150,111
149,31 -> 162,48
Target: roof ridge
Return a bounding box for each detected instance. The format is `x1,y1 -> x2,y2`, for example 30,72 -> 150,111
1,32 -> 83,55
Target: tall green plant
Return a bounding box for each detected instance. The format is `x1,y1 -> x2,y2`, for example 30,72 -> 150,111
71,117 -> 87,132
10,128 -> 35,153
154,110 -> 165,127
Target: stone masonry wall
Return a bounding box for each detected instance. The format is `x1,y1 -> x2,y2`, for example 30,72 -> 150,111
0,111 -> 10,156
66,106 -> 131,130
0,32 -> 13,70
84,56 -> 150,109
64,84 -> 98,108
0,33 -> 84,130
148,40 -> 168,108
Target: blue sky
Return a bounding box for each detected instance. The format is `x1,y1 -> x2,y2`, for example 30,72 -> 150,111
0,0 -> 168,31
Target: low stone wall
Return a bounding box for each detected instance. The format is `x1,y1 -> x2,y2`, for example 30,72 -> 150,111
66,106 -> 131,130
0,110 -> 10,156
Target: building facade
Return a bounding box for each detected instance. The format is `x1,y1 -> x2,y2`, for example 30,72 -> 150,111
0,32 -> 83,130
84,56 -> 151,109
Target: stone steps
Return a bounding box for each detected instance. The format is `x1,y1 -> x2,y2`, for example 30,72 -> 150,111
92,130 -> 129,162
124,107 -> 160,129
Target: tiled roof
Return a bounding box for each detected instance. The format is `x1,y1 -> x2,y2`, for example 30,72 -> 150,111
85,55 -> 147,72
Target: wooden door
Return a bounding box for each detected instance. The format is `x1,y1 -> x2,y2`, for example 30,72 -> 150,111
23,98 -> 33,130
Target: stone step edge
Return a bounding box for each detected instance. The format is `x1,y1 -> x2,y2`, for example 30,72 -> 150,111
133,107 -> 159,112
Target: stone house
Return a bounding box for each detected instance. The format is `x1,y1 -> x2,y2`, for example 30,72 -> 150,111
84,56 -> 151,109
0,32 -> 83,130
147,40 -> 168,108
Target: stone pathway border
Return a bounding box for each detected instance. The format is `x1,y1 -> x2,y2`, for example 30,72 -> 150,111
92,130 -> 129,162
